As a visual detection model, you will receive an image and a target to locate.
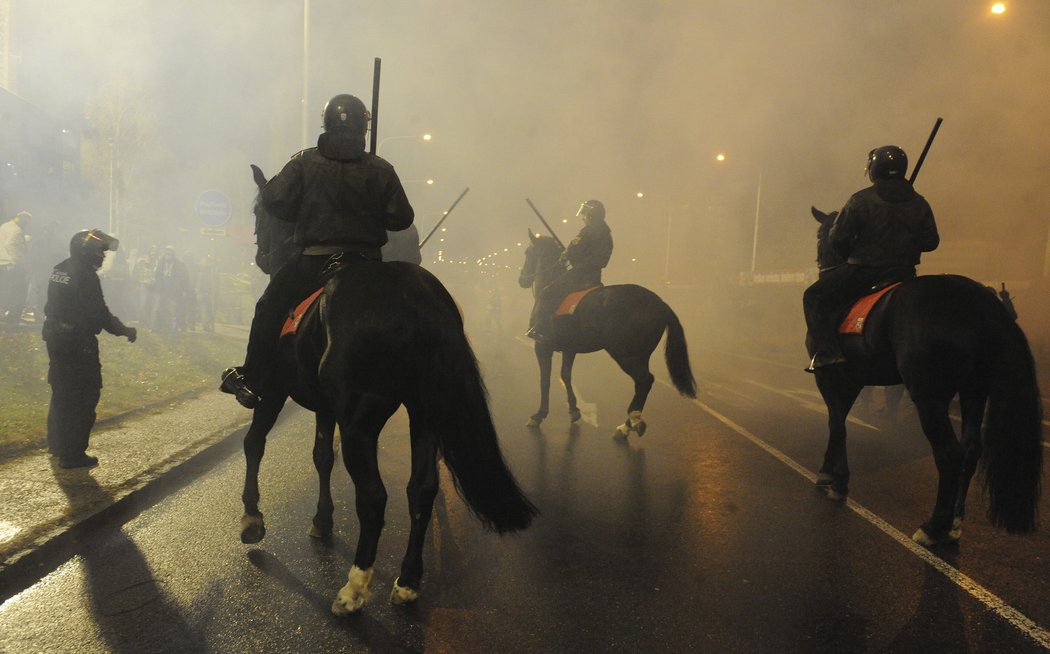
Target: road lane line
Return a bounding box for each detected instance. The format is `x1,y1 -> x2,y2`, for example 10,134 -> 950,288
743,379 -> 881,431
656,378 -> 1050,650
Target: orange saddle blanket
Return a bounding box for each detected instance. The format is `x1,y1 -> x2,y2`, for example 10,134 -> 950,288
555,287 -> 599,316
838,283 -> 901,335
280,288 -> 324,337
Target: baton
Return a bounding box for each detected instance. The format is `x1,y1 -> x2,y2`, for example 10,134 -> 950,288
908,117 -> 942,184
524,198 -> 565,249
370,58 -> 381,154
420,187 -> 471,249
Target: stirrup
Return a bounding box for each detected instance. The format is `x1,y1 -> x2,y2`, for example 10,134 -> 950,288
221,367 -> 262,409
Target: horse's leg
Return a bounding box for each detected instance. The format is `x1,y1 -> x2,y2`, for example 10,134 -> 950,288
950,389 -> 987,539
391,401 -> 438,605
560,351 -> 581,422
911,397 -> 964,545
241,396 -> 287,544
814,370 -> 861,501
528,344 -> 554,427
331,393 -> 399,616
309,410 -> 336,539
609,352 -> 654,438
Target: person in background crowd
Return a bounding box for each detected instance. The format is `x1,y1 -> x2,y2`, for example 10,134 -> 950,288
0,211 -> 33,323
195,253 -> 217,332
152,245 -> 191,332
43,229 -> 137,469
132,245 -> 159,326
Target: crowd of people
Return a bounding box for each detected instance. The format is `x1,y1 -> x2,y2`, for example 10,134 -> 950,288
0,212 -> 220,334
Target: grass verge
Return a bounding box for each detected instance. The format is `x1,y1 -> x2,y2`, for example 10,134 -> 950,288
0,327 -> 243,459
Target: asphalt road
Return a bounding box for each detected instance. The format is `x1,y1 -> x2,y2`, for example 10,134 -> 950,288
1,324 -> 1047,653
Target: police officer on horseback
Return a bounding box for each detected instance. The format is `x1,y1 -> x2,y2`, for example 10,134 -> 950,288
44,229 -> 137,468
803,145 -> 939,371
221,93 -> 414,408
527,199 -> 612,342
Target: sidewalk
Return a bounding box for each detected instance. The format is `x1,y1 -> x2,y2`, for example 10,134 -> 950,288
0,324 -> 255,577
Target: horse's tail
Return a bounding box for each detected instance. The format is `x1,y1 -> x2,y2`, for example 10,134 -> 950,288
982,318 -> 1043,534
422,306 -> 538,534
663,304 -> 697,398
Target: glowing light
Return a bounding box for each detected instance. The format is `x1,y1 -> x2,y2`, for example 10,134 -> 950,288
716,153 -> 726,162
991,3 -> 1006,14
426,179 -> 434,185
636,192 -> 645,198
422,133 -> 433,141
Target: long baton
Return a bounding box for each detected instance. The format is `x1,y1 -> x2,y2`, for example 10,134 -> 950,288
525,198 -> 564,249
909,117 -> 942,184
420,187 -> 471,249
370,58 -> 381,154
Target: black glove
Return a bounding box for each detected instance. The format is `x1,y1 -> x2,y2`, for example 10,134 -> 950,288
125,327 -> 138,343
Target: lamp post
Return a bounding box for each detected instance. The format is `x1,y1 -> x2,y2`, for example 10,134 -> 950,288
377,133 -> 432,155
300,0 -> 311,150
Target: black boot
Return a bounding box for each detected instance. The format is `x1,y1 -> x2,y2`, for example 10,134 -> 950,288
221,367 -> 262,409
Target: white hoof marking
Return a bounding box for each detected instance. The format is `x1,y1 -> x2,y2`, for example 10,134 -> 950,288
390,577 -> 419,605
331,566 -> 374,616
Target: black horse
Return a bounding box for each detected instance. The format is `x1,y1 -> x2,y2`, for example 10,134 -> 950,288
809,206 -> 1042,545
517,230 -> 696,436
240,167 -> 537,615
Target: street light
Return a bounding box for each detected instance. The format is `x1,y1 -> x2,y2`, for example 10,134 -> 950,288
377,133 -> 432,155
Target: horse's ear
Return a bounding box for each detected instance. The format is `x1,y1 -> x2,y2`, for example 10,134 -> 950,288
811,206 -> 831,224
528,229 -> 537,243
250,164 -> 268,191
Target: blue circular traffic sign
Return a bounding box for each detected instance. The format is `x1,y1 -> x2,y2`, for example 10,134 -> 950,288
196,190 -> 232,227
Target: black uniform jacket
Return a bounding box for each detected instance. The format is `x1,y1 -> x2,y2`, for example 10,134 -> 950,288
565,220 -> 613,271
43,258 -> 127,340
830,179 -> 938,267
261,131 -> 414,251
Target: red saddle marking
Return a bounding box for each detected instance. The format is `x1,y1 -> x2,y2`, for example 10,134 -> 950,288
838,282 -> 902,335
555,287 -> 599,316
280,287 -> 324,337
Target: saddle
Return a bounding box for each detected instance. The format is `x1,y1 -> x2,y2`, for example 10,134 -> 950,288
281,288 -> 324,337
280,252 -> 379,337
555,286 -> 600,316
838,282 -> 902,335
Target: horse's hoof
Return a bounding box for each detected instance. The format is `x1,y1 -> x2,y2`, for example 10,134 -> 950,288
912,522 -> 961,546
823,486 -> 848,502
332,566 -> 374,616
308,524 -> 332,540
526,415 -> 543,429
390,577 -> 420,605
633,420 -> 647,437
569,408 -> 582,423
240,514 -> 266,544
814,472 -> 834,487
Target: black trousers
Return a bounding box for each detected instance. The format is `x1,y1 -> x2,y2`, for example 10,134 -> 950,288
802,264 -> 902,358
529,266 -> 602,330
46,338 -> 102,460
242,252 -> 331,383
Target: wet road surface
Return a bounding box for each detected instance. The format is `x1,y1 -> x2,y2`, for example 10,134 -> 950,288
1,327 -> 1047,653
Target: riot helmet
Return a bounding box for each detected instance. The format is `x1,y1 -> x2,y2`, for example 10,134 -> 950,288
866,146 -> 908,182
322,94 -> 370,134
576,200 -> 606,222
70,229 -> 119,269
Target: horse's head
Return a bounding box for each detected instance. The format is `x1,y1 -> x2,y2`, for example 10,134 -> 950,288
811,206 -> 844,272
250,164 -> 295,275
518,229 -> 565,290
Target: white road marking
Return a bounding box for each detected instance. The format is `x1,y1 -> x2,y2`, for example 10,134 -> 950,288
656,377 -> 1050,650
744,379 -> 881,431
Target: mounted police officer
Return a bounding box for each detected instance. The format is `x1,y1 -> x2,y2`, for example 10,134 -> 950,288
221,93 -> 414,408
43,229 -> 137,468
527,199 -> 613,342
803,146 -> 939,371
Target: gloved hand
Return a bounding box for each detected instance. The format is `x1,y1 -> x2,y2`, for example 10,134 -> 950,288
125,327 -> 138,343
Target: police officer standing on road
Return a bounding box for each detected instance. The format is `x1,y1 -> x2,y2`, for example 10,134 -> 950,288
43,229 -> 137,469
802,146 -> 939,372
221,93 -> 414,408
527,199 -> 613,342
